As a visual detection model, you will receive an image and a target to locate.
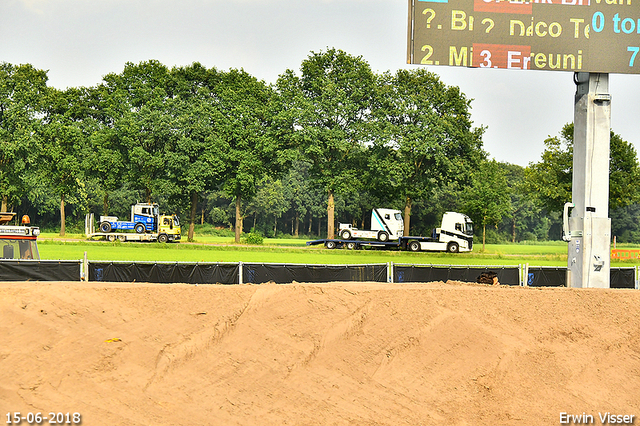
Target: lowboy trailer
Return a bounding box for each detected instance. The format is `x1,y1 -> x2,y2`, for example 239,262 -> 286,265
308,212 -> 473,253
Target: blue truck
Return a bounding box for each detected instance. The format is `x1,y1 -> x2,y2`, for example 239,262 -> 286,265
87,203 -> 181,243
98,203 -> 160,234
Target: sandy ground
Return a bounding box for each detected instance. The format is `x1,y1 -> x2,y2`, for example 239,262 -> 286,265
1,281 -> 640,426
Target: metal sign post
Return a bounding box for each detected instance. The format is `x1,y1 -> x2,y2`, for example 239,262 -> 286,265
566,73 -> 611,288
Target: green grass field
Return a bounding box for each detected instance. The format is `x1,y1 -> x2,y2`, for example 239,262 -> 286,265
36,233 -> 640,267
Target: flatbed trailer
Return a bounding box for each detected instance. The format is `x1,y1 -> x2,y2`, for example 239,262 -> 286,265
307,235 -> 469,253
85,213 -> 180,243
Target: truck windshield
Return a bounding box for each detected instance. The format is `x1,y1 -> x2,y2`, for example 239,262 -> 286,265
173,215 -> 180,226
465,223 -> 474,236
1,239 -> 39,260
394,213 -> 402,221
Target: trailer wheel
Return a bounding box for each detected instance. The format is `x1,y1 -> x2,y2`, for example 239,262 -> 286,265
325,241 -> 337,249
118,235 -> 126,242
447,242 -> 460,253
340,229 -> 352,240
346,241 -> 356,250
134,223 -> 146,234
408,241 -> 421,252
107,234 -> 116,242
377,231 -> 389,242
157,233 -> 168,243
99,222 -> 112,233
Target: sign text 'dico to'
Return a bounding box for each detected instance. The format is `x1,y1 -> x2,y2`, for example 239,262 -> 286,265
407,0 -> 640,73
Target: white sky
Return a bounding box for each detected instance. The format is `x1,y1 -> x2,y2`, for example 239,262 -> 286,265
2,0 -> 639,166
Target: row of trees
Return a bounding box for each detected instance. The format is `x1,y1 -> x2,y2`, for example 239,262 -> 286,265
2,49 -> 639,244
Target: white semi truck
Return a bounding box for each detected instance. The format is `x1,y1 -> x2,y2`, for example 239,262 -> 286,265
308,211 -> 473,253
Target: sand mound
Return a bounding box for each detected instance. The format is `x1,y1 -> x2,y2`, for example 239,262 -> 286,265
1,281 -> 639,425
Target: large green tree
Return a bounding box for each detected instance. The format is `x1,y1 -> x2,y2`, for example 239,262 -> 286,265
105,61 -> 175,203
0,63 -> 48,212
278,48 -> 375,239
464,160 -> 511,250
84,80 -> 130,215
372,68 -> 484,235
39,87 -> 90,235
165,63 -> 227,241
220,69 -> 291,243
525,123 -> 640,212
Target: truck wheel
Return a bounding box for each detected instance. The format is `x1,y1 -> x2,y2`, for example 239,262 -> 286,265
99,222 -> 112,233
157,234 -> 168,243
340,229 -> 352,240
377,231 -> 389,242
134,223 -> 145,234
107,234 -> 116,242
447,242 -> 460,253
408,241 -> 421,252
346,242 -> 356,250
326,241 -> 337,249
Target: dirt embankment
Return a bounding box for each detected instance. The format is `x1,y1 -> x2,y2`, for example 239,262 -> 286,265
1,281 -> 639,425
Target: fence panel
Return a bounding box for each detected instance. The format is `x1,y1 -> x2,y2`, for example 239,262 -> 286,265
394,265 -> 521,286
89,262 -> 239,284
610,267 -> 636,289
0,260 -> 81,281
242,263 -> 388,284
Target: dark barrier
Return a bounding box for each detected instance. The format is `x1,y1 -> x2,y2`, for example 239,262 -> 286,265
89,262 -> 239,284
526,267 -> 566,287
610,268 -> 635,289
242,263 -> 388,284
527,267 -> 636,288
0,260 -> 81,281
394,265 -> 520,286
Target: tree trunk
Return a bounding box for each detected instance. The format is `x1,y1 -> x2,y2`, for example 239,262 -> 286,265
60,194 -> 66,237
188,191 -> 198,242
512,216 -> 516,243
482,221 -> 486,252
235,195 -> 242,243
327,190 -> 335,239
403,197 -> 412,237
145,188 -> 152,204
294,212 -> 299,237
201,206 -> 204,225
274,216 -> 277,237
1,195 -> 7,212
103,192 -> 109,215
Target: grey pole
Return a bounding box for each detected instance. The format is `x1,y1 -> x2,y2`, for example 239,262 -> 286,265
565,72 -> 611,288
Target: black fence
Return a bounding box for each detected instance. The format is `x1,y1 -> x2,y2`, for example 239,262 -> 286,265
526,266 -> 636,288
526,267 -> 567,287
394,265 -> 521,286
0,259 -> 637,288
242,263 -> 388,284
0,260 -> 81,281
89,262 -> 240,284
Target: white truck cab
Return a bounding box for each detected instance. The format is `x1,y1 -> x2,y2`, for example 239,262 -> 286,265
425,212 -> 474,252
338,208 -> 404,242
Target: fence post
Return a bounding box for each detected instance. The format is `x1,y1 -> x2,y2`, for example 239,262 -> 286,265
388,262 -> 393,283
83,251 -> 88,282
238,261 -> 243,285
